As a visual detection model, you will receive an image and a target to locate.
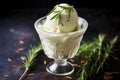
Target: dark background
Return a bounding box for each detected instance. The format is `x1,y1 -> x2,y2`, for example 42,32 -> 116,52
0,0 -> 120,9
1,0 -> 120,19
0,0 -> 120,11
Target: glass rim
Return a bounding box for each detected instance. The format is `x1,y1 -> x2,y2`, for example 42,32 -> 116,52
34,16 -> 88,35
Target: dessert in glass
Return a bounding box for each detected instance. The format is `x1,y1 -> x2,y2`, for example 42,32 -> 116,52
34,3 -> 88,76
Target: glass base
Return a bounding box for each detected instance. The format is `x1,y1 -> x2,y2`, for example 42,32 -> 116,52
46,59 -> 74,76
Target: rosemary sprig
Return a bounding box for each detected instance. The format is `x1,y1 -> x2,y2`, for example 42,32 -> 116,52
19,34 -> 118,80
59,5 -> 74,21
19,44 -> 42,80
50,11 -> 63,25
47,4 -> 74,25
76,34 -> 118,80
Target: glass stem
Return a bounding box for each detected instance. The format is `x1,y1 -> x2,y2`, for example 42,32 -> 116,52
54,59 -> 67,66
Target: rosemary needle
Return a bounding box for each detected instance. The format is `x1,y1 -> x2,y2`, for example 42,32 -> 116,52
19,44 -> 42,80
48,4 -> 74,25
19,34 -> 118,80
76,34 -> 118,80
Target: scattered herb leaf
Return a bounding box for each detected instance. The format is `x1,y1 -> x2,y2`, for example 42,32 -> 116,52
19,34 -> 118,80
19,44 -> 42,80
75,34 -> 118,80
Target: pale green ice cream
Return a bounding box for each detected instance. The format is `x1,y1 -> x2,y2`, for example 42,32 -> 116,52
42,3 -> 79,33
35,3 -> 88,59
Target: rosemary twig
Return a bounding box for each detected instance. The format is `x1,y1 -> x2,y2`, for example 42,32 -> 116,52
19,68 -> 28,80
50,11 -> 63,25
59,5 -> 74,21
19,34 -> 118,80
47,4 -> 74,25
19,44 -> 42,80
76,34 -> 118,80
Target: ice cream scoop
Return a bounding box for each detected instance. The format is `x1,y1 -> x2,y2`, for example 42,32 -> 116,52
42,3 -> 79,33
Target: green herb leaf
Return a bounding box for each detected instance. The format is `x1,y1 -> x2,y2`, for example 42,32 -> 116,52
50,11 -> 63,25
47,4 -> 74,25
19,44 -> 42,80
19,34 -> 118,80
76,34 -> 118,80
59,5 -> 74,21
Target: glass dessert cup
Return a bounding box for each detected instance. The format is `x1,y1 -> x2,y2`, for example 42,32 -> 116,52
34,17 -> 88,76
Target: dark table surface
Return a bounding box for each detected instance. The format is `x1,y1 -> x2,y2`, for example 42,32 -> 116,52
0,8 -> 120,80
